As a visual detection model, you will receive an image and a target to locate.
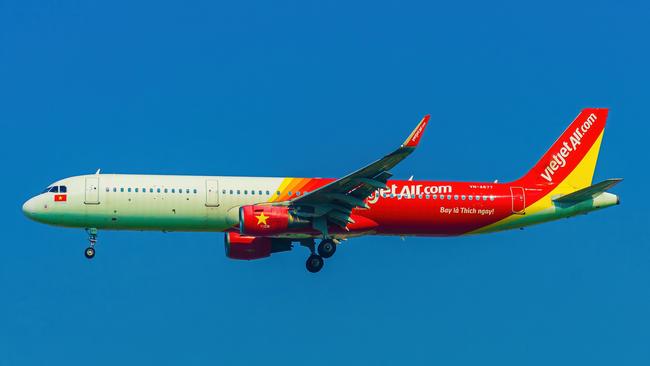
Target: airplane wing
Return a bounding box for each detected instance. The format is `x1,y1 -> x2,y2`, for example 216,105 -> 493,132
285,115 -> 430,234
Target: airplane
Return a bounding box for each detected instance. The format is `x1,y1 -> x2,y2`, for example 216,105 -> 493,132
22,108 -> 621,273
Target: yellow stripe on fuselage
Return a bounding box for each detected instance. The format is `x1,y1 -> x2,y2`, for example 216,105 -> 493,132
269,178 -> 294,202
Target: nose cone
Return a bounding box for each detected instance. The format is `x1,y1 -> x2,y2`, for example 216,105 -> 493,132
22,197 -> 38,220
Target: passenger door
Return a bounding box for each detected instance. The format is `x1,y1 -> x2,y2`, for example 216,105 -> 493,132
510,186 -> 525,214
84,177 -> 100,204
205,179 -> 220,207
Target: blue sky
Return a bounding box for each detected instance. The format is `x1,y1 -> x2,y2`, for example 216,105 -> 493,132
1,0 -> 649,364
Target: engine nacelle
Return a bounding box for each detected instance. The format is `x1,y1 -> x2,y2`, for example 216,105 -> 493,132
224,232 -> 291,260
239,205 -> 309,236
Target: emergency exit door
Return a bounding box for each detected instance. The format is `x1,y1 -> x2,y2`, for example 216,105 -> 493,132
84,177 -> 100,204
205,180 -> 220,207
510,186 -> 525,214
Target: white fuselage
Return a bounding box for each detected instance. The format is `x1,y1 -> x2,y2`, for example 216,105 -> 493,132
22,174 -> 292,232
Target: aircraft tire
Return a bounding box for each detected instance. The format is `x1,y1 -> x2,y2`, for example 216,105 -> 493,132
306,254 -> 324,273
317,240 -> 336,259
84,247 -> 95,259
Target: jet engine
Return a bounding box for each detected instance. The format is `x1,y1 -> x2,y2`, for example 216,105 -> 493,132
239,205 -> 310,236
224,231 -> 292,260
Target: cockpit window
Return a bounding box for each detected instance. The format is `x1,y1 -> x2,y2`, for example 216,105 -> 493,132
42,185 -> 66,194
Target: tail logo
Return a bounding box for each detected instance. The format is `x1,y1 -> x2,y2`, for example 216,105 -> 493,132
540,113 -> 598,183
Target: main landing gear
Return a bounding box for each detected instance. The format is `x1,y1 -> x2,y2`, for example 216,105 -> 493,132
84,228 -> 97,259
317,239 -> 336,258
306,254 -> 324,273
304,239 -> 339,273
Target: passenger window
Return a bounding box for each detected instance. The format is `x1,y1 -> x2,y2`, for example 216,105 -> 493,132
461,195 -> 466,200
244,190 -> 248,195
277,191 -> 281,196
433,195 -> 437,199
288,191 -> 292,196
142,188 -> 146,193
193,189 -> 197,194
439,195 -> 444,200
186,189 -> 190,194
150,188 -> 154,193
454,195 -> 459,200
222,189 -> 226,194
259,190 -> 263,195
251,190 -> 255,195
490,195 -> 495,201
164,189 -> 168,193
128,188 -> 132,192
120,188 -> 124,192
113,188 -> 117,192
237,190 -> 240,195
426,195 -> 430,199
447,195 -> 452,200
106,187 -> 110,192
482,196 -> 487,201
296,191 -> 301,196
230,190 -> 233,195
171,189 -> 175,193
135,188 -> 139,193
157,188 -> 161,193
468,195 -> 473,200
475,195 -> 480,201
266,191 -> 270,195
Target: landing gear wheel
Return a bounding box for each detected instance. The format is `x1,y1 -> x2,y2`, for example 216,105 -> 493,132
84,247 -> 95,259
306,254 -> 324,273
317,240 -> 336,259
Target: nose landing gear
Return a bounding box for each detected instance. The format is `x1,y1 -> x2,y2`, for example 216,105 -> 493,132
85,247 -> 95,259
84,228 -> 97,259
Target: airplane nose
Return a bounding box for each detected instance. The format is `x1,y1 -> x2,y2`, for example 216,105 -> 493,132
22,197 -> 37,219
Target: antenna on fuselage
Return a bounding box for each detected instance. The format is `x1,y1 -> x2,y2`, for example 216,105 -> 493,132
95,169 -> 101,175
408,175 -> 414,181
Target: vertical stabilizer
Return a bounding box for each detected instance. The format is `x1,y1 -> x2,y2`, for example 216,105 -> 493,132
516,108 -> 608,191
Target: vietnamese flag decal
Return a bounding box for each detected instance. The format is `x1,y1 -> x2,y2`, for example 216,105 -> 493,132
54,194 -> 67,202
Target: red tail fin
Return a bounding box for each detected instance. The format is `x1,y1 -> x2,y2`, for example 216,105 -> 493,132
516,108 -> 609,190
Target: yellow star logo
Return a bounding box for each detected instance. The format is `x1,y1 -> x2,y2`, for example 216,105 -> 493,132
255,212 -> 269,226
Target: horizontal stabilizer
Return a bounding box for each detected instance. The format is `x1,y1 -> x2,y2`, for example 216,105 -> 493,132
553,178 -> 623,204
